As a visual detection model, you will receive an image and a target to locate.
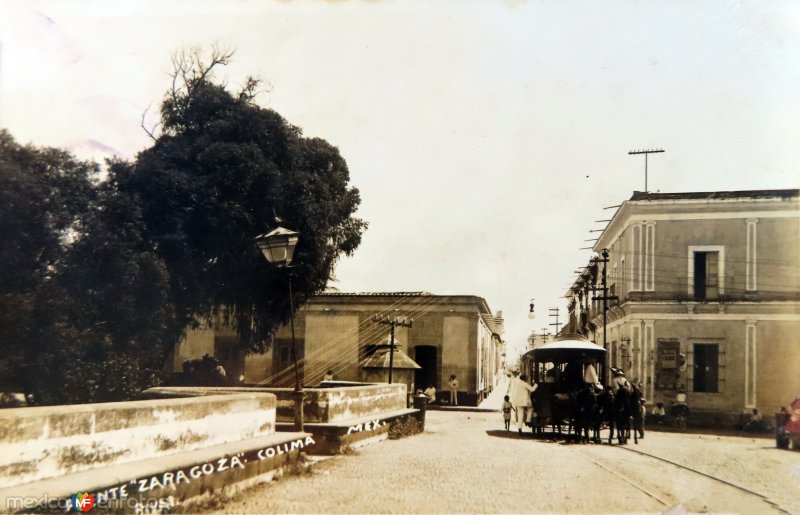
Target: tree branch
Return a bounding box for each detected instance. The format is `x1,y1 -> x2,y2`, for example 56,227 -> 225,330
140,104 -> 159,141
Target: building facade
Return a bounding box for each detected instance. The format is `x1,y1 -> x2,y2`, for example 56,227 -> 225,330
566,189 -> 800,423
171,292 -> 505,406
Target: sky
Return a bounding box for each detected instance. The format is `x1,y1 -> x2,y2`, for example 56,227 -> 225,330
1,0 -> 799,360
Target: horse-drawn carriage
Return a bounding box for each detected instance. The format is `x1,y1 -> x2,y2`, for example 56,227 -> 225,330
520,333 -> 643,444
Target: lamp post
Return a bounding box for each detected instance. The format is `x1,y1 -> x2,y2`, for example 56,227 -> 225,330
255,227 -> 303,432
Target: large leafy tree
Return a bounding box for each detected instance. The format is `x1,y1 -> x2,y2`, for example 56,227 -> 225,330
0,132 -> 172,403
115,48 -> 366,352
0,131 -> 97,392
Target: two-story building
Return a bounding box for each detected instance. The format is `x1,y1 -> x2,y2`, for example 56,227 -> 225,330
170,292 -> 505,406
566,189 -> 800,424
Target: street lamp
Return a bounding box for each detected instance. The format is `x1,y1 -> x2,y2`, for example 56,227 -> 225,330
255,227 -> 303,432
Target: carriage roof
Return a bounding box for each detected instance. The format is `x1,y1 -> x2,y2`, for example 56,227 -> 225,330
523,334 -> 606,364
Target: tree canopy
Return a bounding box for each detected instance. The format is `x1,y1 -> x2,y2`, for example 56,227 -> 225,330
124,48 -> 366,351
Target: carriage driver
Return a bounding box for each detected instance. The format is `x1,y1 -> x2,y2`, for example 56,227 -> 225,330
610,367 -> 630,393
583,362 -> 599,385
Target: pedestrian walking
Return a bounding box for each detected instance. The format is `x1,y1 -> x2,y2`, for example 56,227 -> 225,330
449,374 -> 459,406
509,373 -> 537,433
502,395 -> 513,431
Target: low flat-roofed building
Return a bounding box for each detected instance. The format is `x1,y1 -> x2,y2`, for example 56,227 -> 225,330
171,292 -> 505,406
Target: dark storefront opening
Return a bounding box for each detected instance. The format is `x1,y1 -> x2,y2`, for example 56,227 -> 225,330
693,343 -> 719,393
414,345 -> 438,391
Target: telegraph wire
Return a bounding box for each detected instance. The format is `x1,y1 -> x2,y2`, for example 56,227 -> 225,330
255,293 -> 430,385
259,294 -> 454,386
299,295 -> 448,384
257,293 -> 439,386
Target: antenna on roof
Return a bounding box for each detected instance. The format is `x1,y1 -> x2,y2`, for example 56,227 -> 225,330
628,148 -> 665,193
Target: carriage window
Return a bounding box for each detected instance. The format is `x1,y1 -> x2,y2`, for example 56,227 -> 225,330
693,343 -> 719,393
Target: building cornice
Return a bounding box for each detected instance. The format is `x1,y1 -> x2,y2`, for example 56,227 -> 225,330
594,201 -> 799,252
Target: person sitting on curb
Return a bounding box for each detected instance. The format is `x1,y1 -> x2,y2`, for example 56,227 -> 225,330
424,384 -> 437,404
651,402 -> 666,424
744,408 -> 765,432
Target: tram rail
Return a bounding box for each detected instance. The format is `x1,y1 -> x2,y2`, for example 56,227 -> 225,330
572,443 -> 787,513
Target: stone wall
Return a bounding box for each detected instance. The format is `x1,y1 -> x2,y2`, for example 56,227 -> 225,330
0,393 -> 276,489
142,383 -> 407,424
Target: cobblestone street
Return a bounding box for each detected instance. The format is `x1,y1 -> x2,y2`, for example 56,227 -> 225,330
205,409 -> 800,514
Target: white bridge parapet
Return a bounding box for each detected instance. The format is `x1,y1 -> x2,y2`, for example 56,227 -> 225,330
0,392 -> 276,489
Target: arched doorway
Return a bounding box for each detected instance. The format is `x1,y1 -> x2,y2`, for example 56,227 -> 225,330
414,345 -> 438,391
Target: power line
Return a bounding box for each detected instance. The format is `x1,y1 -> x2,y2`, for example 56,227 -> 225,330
258,294 -> 439,385
260,294 -> 454,386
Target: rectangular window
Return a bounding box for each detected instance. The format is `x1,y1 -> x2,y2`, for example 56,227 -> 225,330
693,343 -> 719,393
693,252 -> 719,300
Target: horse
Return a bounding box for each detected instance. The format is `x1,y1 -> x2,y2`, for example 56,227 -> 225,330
596,387 -> 617,444
573,385 -> 601,443
612,385 -> 632,444
612,383 -> 643,445
550,392 -> 576,438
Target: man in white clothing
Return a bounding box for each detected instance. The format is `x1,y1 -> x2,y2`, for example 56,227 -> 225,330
509,374 -> 538,433
583,363 -> 599,385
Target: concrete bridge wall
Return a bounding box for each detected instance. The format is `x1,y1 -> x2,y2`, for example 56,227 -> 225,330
0,393 -> 276,489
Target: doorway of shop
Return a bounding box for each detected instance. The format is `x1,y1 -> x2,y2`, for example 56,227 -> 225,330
414,345 -> 438,393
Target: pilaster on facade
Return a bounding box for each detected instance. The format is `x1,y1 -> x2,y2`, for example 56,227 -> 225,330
745,320 -> 757,409
643,320 -> 655,401
746,219 -> 758,291
645,223 -> 656,292
630,322 -> 641,381
632,223 -> 643,291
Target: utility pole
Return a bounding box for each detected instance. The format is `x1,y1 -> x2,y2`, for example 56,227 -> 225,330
548,308 -> 561,336
628,148 -> 664,192
592,249 -> 619,351
373,315 -> 413,384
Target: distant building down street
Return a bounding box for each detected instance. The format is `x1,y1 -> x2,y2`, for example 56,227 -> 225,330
171,293 -> 505,406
